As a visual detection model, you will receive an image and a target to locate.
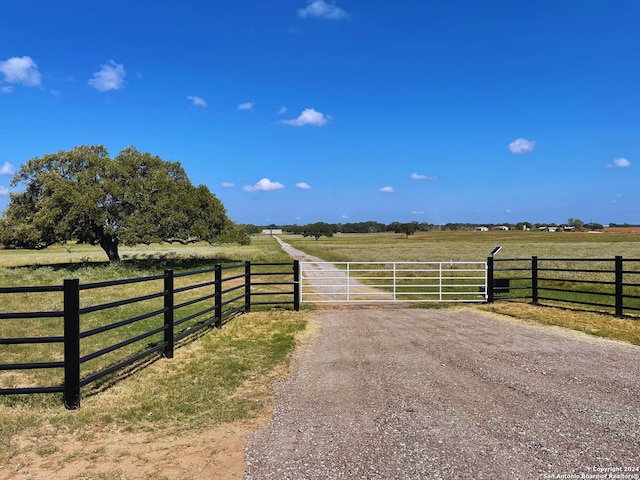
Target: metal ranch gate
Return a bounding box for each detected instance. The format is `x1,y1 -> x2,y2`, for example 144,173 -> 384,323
300,261 -> 488,303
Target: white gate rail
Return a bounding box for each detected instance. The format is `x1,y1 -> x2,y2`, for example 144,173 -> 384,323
300,261 -> 488,303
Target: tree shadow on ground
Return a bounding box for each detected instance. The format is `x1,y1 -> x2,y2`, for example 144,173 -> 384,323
5,254 -> 241,275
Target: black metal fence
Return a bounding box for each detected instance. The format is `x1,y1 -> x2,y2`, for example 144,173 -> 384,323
488,256 -> 640,316
5,255 -> 638,408
0,261 -> 300,408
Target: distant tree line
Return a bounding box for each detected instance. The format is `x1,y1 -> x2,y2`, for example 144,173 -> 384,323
241,218 -> 627,240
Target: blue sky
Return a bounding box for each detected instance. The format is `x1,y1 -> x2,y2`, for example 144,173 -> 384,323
1,0 -> 638,226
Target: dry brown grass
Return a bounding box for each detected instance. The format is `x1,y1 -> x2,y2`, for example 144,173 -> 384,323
477,302 -> 640,345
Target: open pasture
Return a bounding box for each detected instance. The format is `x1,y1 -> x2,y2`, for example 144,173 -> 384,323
282,230 -> 640,263
285,230 -> 640,345
0,236 -> 295,399
0,236 -> 282,271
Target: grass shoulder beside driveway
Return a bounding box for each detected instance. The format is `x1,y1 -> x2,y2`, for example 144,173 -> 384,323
0,310 -> 308,476
476,302 -> 640,346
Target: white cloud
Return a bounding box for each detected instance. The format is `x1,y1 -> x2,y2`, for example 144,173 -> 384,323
1,162 -> 15,176
410,172 -> 438,180
238,101 -> 254,110
88,60 -> 126,92
243,178 -> 285,192
608,157 -> 631,168
278,106 -> 288,115
0,56 -> 42,87
508,138 -> 535,154
221,182 -> 235,188
296,182 -> 311,189
187,95 -> 207,107
340,214 -> 348,219
298,0 -> 350,19
280,108 -> 331,127
380,186 -> 394,193
1,85 -> 12,94
412,210 -> 425,215
0,186 -> 9,196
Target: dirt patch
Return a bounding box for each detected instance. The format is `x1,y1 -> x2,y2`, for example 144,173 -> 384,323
2,416 -> 267,480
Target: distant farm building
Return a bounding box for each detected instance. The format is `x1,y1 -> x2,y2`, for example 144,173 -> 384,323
539,226 -> 558,232
261,229 -> 283,235
492,225 -> 509,231
476,226 -> 489,232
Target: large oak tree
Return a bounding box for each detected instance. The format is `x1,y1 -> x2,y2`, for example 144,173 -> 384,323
0,145 -> 247,261
302,222 -> 334,240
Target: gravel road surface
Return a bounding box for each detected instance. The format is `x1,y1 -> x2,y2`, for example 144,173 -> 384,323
245,308 -> 640,479
245,239 -> 640,479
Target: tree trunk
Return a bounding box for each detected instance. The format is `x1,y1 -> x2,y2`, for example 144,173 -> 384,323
99,233 -> 120,262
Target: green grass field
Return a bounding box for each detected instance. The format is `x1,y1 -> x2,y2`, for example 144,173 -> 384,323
282,230 -> 640,262
1,236 -> 297,394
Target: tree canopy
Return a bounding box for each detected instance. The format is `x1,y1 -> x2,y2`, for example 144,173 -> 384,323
0,145 -> 248,261
302,222 -> 334,240
390,221 -> 418,238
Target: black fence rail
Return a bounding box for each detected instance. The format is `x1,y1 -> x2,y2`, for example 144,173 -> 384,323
488,256 -> 640,317
0,261 -> 299,408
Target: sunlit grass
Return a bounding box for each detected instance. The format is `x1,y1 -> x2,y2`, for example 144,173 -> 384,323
0,310 -> 307,464
0,236 -> 296,391
479,302 -> 640,345
282,230 -> 640,262
0,237 -> 282,269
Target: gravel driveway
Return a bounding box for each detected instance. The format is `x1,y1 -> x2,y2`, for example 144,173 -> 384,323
245,308 -> 640,479
245,239 -> 640,479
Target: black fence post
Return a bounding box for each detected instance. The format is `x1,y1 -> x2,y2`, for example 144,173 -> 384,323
245,261 -> 252,313
615,256 -> 623,317
63,278 -> 81,410
531,256 -> 538,304
293,260 -> 300,311
486,256 -> 494,303
215,264 -> 222,328
163,269 -> 174,359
